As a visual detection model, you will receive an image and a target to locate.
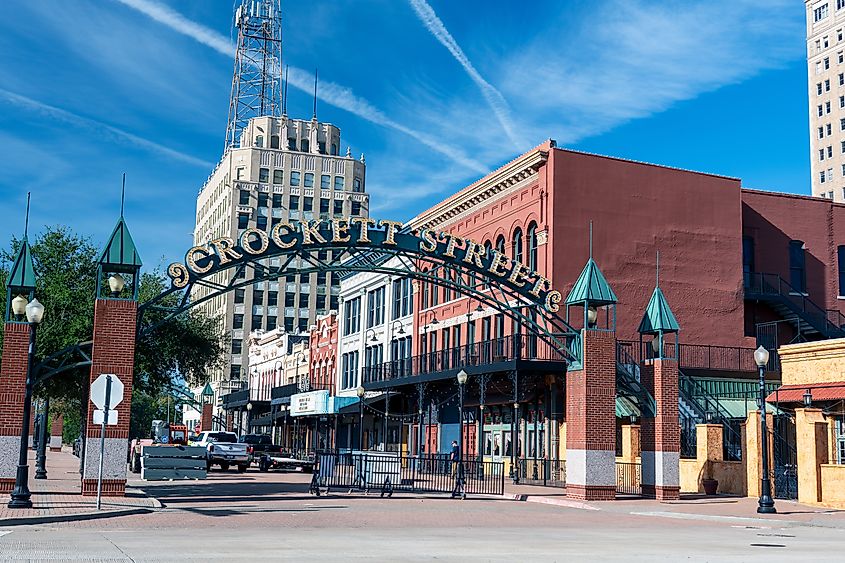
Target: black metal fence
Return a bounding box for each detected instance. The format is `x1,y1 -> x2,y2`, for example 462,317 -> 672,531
313,452 -> 505,497
615,462 -> 641,495
516,458 -> 566,488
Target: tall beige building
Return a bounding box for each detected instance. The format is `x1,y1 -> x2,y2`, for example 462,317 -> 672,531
806,0 -> 845,199
193,114 -> 369,399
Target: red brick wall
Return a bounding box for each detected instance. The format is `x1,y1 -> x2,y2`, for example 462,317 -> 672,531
565,329 -> 616,451
0,322 -> 30,493
200,404 -> 213,432
640,359 -> 680,454
309,313 -> 337,393
50,413 -> 64,451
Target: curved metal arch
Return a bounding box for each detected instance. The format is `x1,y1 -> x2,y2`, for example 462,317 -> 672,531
138,241 -> 578,362
33,340 -> 93,387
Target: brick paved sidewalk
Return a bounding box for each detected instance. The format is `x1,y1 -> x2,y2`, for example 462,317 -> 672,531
0,447 -> 158,526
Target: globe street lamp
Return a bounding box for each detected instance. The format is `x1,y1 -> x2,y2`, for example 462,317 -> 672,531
246,402 -> 253,435
754,345 -> 776,514
356,385 -> 366,451
9,297 -> 45,509
107,273 -> 125,298
453,369 -> 468,499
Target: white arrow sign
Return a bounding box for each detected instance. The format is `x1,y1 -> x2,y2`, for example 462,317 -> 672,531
90,373 -> 124,410
93,409 -> 118,425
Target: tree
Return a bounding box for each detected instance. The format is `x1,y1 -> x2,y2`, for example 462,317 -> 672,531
0,226 -> 227,440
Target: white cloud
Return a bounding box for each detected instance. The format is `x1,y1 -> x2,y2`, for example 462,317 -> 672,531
408,0 -> 521,149
116,0 -> 489,174
0,89 -> 213,168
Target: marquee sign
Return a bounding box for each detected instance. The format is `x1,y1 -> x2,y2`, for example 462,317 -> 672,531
168,219 -> 563,313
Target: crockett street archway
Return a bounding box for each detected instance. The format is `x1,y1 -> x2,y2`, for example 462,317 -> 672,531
141,218 -> 580,361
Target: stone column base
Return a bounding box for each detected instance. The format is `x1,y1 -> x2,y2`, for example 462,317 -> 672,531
641,484 -> 680,500
0,477 -> 15,494
81,479 -> 126,497
566,484 -> 616,500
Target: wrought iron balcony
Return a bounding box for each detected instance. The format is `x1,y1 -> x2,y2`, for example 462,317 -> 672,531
362,334 -> 569,385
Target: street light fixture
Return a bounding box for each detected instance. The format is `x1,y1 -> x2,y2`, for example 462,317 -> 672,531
356,385 -> 366,451
753,345 -> 776,514
391,320 -> 405,337
453,369 -> 468,500
107,273 -> 125,298
8,297 -> 45,509
366,328 -> 378,343
587,306 -> 598,327
11,295 -> 27,319
803,388 -> 813,409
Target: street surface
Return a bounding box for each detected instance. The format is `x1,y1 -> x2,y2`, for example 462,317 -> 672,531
1,467 -> 843,561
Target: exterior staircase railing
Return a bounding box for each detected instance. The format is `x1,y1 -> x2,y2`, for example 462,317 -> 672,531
744,272 -> 845,338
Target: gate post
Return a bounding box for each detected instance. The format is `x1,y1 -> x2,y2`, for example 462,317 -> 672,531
637,263 -> 681,500
0,233 -> 37,494
81,214 -> 142,497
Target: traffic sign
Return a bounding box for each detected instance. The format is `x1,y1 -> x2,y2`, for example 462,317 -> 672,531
93,409 -> 118,425
90,373 -> 124,410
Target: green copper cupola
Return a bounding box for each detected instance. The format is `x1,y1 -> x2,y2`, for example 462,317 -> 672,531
565,223 -> 617,331
638,251 -> 679,359
97,175 -> 142,300
5,194 -> 37,322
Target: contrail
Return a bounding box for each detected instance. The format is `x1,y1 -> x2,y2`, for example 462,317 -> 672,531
409,0 -> 521,149
116,0 -> 488,173
0,89 -> 213,168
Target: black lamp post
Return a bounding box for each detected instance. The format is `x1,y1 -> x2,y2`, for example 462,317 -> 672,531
453,369 -> 468,499
9,297 -> 45,509
356,385 -> 365,450
35,397 -> 49,479
754,346 -> 776,514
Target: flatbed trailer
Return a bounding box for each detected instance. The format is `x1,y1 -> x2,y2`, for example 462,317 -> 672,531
258,453 -> 314,473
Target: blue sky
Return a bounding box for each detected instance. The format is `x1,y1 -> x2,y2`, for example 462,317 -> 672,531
0,0 -> 809,269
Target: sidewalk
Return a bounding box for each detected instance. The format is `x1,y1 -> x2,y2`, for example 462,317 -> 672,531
0,447 -> 159,526
501,480 -> 845,528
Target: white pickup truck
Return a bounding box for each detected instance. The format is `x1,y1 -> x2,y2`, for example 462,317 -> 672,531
192,431 -> 250,473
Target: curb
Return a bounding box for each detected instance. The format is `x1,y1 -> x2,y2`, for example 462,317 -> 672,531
0,506 -> 157,527
508,493 -> 600,511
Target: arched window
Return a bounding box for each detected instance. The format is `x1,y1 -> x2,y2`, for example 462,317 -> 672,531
483,241 -> 493,288
527,222 -> 538,271
512,228 -> 523,263
431,270 -> 440,306
495,235 -> 506,255
422,269 -> 430,309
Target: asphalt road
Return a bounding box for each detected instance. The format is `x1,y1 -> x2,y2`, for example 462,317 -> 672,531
0,469 -> 842,561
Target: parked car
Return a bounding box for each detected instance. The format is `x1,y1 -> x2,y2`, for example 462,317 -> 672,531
193,431 -> 250,473
239,434 -> 283,463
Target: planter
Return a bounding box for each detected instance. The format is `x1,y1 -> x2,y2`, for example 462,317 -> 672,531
702,478 -> 718,496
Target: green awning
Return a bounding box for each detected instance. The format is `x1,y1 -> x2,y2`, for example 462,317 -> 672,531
637,287 -> 680,334
565,258 -> 618,305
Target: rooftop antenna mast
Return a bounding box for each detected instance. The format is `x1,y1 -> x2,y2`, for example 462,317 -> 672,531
224,0 -> 283,151
313,68 -> 318,119
282,65 -> 289,116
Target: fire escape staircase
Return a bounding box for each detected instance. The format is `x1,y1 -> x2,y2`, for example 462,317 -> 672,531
744,273 -> 845,340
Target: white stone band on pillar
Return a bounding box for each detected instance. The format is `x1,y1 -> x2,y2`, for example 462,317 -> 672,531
82,437 -> 129,481
0,435 -> 19,480
641,450 -> 680,487
565,449 -> 616,487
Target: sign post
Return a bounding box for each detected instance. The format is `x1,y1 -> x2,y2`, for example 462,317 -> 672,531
90,373 -> 123,510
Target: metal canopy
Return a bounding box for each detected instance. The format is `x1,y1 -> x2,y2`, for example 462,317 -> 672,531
564,258 -> 617,306
99,217 -> 142,271
637,286 -> 680,335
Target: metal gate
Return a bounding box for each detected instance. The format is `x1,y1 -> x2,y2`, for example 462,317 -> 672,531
771,414 -> 798,500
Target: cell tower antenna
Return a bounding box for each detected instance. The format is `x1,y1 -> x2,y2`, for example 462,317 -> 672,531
224,0 -> 283,151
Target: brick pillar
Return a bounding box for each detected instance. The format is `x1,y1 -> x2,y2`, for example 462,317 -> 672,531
49,414 -> 63,451
226,411 -> 234,433
565,329 -> 617,500
640,358 -> 680,500
201,404 -> 213,432
795,408 -> 828,504
81,299 -> 137,497
0,322 -> 31,494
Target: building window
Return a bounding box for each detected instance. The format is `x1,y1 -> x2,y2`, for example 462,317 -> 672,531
341,351 -> 360,389
334,176 -> 345,190
392,277 -> 412,318
321,174 -> 330,189
231,339 -> 242,354
789,240 -> 807,293
259,168 -> 269,183
835,416 -> 845,464
820,127 -> 825,139
303,197 -> 313,212
367,287 -> 385,328
290,171 -> 301,186
273,170 -> 283,184
831,190 -> 836,199
742,236 -> 754,287
819,104 -> 825,117
512,228 -> 523,263
237,214 -> 249,229
331,143 -> 338,156
823,170 -> 828,184
233,314 -> 244,330
353,178 -> 362,192
255,135 -> 264,148
258,193 -> 269,207
421,269 -> 430,309
839,0 -> 845,11
364,344 -> 383,380
334,200 -> 344,215
343,297 -> 361,336
351,201 -> 362,215
828,123 -> 833,135
287,137 -> 296,150
272,193 -> 283,208
270,135 -> 280,149
825,57 -> 831,70
239,190 -> 250,205
495,235 -> 506,255
826,79 -> 831,91
289,195 -> 299,211
816,4 -> 829,22
301,139 -> 310,152
527,222 -> 539,270
304,172 -> 314,187
821,149 -> 826,161
257,216 -> 267,230
819,82 -> 824,95
320,198 -> 330,215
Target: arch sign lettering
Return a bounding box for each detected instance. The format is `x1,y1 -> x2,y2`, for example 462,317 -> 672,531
168,218 -> 563,313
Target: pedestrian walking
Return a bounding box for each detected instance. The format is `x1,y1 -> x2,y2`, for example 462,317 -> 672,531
450,440 -> 460,476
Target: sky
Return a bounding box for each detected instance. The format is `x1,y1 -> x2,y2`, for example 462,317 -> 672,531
0,0 -> 811,270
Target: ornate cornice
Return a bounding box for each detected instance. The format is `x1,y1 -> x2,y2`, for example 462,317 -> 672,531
407,144 -> 550,232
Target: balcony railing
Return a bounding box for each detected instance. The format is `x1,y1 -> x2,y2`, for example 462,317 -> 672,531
617,340 -> 780,373
363,334 -> 569,384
